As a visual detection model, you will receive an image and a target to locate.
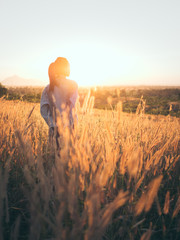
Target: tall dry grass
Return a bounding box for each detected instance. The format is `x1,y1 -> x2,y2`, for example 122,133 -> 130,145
0,92 -> 180,240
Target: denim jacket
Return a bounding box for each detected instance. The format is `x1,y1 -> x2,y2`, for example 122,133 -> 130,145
40,80 -> 78,128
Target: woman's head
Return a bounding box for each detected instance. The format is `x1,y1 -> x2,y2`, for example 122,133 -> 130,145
55,57 -> 70,77
49,57 -> 70,91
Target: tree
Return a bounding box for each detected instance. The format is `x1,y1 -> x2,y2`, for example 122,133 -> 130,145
0,83 -> 8,97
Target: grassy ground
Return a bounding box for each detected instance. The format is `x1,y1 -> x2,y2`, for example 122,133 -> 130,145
0,95 -> 180,240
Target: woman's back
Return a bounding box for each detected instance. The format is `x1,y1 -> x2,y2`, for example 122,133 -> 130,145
53,78 -> 78,114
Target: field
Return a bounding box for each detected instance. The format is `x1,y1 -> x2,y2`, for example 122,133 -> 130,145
0,89 -> 180,240
1,85 -> 180,117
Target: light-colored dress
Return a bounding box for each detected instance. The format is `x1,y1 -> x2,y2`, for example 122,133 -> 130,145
40,79 -> 78,129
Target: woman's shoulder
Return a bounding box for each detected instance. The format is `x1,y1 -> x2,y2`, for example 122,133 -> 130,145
66,79 -> 78,92
66,79 -> 78,88
42,84 -> 51,95
41,84 -> 50,106
44,84 -> 50,92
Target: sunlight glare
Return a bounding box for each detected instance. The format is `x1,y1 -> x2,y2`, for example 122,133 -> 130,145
62,43 -> 135,87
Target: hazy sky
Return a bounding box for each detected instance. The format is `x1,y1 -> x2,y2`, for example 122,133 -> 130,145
0,0 -> 180,86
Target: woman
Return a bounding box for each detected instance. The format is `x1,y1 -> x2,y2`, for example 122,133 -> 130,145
40,57 -> 78,146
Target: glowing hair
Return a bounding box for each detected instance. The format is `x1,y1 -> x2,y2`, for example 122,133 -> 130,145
55,57 -> 70,77
48,57 -> 70,91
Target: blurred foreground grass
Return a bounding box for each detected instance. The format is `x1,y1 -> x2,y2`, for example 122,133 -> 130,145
0,96 -> 180,240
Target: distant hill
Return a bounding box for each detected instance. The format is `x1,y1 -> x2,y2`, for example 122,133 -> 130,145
1,75 -> 46,87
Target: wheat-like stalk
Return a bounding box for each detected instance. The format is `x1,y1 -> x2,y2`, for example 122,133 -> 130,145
0,95 -> 179,239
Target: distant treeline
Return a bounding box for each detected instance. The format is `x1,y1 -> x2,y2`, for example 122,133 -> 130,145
0,84 -> 180,117
90,87 -> 180,117
0,84 -> 43,102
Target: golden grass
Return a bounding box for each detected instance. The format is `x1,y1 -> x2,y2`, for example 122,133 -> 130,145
0,95 -> 180,239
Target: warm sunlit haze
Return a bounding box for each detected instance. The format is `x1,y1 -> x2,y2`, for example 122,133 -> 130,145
0,0 -> 180,86
0,1 -> 180,238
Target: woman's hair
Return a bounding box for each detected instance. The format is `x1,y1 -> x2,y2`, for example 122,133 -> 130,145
49,57 -> 70,91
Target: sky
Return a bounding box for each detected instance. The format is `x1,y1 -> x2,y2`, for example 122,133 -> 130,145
0,0 -> 180,86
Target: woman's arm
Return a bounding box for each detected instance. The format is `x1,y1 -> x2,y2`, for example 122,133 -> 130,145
40,104 -> 54,128
40,86 -> 55,128
70,90 -> 78,107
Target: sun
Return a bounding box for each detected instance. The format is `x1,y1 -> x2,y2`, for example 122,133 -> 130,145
45,41 -> 139,87
67,49 -> 105,87
60,42 -> 130,87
